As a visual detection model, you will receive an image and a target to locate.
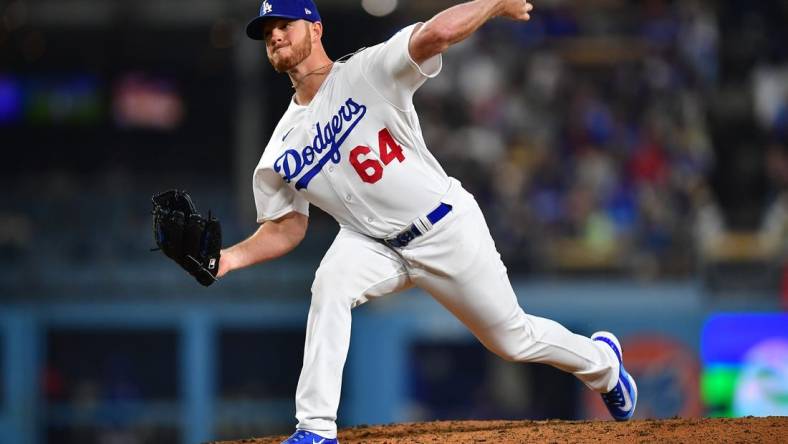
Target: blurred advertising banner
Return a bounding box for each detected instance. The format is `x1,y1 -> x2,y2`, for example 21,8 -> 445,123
701,313 -> 788,417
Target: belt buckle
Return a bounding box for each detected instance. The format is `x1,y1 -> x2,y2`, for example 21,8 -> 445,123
397,229 -> 416,247
385,226 -> 417,248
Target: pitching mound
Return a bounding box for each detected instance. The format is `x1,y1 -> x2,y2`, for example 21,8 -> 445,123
214,416 -> 786,443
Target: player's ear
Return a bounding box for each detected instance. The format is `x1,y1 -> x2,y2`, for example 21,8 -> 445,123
310,21 -> 323,41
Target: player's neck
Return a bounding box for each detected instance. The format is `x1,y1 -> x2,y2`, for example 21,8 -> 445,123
289,50 -> 333,106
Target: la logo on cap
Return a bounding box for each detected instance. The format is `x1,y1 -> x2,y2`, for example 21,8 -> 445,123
305,8 -> 312,15
262,0 -> 272,14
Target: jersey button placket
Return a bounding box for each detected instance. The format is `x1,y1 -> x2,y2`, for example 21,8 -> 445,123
345,194 -> 352,202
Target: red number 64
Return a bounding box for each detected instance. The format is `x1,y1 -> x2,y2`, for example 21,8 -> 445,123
349,128 -> 406,184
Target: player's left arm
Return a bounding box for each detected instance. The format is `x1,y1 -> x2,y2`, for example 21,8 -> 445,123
409,0 -> 534,65
216,211 -> 308,278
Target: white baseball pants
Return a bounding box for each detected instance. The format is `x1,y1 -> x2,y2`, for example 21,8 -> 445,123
295,179 -> 620,438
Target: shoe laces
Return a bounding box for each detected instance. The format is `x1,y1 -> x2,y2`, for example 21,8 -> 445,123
602,384 -> 626,408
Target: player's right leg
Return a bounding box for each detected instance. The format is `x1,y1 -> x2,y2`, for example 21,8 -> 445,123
293,228 -> 412,440
405,185 -> 631,415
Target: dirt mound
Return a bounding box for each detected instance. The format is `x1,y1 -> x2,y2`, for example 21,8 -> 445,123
214,416 -> 787,443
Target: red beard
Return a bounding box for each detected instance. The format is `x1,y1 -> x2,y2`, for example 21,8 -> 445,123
269,29 -> 312,73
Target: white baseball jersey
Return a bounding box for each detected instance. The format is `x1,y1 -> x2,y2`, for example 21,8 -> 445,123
253,24 -> 448,238
249,24 -> 621,440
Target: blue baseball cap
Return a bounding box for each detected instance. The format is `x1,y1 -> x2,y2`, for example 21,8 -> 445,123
246,0 -> 322,40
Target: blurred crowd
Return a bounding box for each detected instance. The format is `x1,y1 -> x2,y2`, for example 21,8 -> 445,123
415,0 -> 787,278
2,0 -> 788,289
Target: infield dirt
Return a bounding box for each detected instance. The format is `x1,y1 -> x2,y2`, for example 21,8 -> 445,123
213,416 -> 787,443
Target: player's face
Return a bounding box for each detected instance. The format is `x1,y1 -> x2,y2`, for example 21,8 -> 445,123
263,19 -> 312,73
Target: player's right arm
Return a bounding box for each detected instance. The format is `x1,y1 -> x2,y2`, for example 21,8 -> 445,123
409,0 -> 534,64
216,211 -> 308,278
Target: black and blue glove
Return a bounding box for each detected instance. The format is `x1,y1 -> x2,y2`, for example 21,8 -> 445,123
151,190 -> 221,286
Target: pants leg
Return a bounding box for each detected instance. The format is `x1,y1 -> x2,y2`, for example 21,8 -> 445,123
295,228 -> 411,438
404,188 -> 619,393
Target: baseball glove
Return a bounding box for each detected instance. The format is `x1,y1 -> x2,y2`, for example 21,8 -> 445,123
151,190 -> 221,286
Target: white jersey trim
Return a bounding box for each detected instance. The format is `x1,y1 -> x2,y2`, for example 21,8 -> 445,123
256,206 -> 308,224
406,23 -> 443,80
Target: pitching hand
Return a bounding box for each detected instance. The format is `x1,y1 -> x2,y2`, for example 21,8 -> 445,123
498,0 -> 534,21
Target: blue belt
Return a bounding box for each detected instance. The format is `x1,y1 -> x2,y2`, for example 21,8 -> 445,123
383,202 -> 453,248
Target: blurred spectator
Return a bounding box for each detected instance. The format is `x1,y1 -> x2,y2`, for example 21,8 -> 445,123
5,0 -> 786,286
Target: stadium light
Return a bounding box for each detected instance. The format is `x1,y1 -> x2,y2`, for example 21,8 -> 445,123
361,0 -> 398,17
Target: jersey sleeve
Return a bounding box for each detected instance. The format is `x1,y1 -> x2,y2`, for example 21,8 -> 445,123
360,23 -> 442,110
252,167 -> 310,223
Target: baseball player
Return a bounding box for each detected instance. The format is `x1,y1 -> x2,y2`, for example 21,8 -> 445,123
220,1 -> 638,442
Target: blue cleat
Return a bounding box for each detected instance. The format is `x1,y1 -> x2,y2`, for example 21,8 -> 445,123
281,429 -> 338,444
592,331 -> 638,421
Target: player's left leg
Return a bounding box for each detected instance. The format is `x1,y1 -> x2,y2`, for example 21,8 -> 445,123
404,185 -> 620,395
294,228 -> 412,439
